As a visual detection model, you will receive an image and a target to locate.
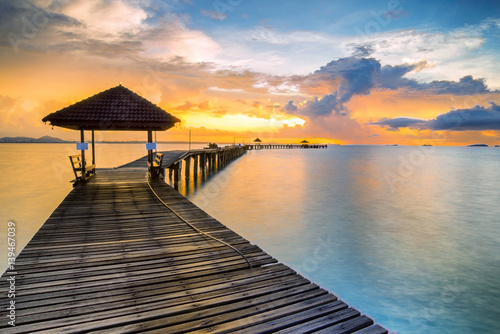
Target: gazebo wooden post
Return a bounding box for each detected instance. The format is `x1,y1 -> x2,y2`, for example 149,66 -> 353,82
80,129 -> 86,182
91,130 -> 95,165
147,130 -> 153,175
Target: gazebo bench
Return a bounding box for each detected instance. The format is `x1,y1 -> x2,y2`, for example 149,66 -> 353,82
69,155 -> 96,185
148,153 -> 164,178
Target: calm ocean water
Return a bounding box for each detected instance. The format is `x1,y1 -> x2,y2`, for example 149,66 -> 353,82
187,146 -> 500,334
1,144 -> 499,333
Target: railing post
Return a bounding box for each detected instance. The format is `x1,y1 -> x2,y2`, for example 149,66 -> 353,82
91,130 -> 95,165
147,130 -> 153,176
185,157 -> 190,180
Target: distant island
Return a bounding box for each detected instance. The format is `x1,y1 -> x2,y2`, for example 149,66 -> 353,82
0,136 -> 72,143
467,143 -> 489,147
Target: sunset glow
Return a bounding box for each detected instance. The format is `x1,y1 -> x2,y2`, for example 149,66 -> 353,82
1,1 -> 499,145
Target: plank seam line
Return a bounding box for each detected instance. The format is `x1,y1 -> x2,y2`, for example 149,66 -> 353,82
17,230 -> 234,249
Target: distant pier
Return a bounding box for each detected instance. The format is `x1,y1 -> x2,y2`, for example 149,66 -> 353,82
1,147 -> 388,333
248,144 -> 328,150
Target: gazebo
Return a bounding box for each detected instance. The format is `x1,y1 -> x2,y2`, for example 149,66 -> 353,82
253,138 -> 262,149
300,139 -> 309,144
42,84 -> 180,181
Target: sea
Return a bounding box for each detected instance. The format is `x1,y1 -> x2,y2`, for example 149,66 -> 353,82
1,143 -> 499,334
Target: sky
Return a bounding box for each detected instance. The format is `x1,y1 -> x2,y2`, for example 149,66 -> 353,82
1,0 -> 500,145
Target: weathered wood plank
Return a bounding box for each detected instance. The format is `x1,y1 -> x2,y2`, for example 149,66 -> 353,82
97,285 -> 328,334
273,308 -> 362,333
311,315 -> 375,334
10,266 -> 296,310
184,296 -> 346,334
352,324 -> 389,334
8,278 -> 311,333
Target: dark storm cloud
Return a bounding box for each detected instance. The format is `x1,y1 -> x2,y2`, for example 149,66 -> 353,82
428,102 -> 500,130
315,57 -> 381,103
369,117 -> 426,129
285,57 -> 496,118
300,93 -> 343,116
371,102 -> 500,131
283,100 -> 298,113
418,76 -> 489,96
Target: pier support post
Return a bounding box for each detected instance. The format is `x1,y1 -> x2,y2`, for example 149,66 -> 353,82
185,157 -> 191,180
174,167 -> 179,187
173,161 -> 181,189
200,153 -> 205,173
193,155 -> 198,177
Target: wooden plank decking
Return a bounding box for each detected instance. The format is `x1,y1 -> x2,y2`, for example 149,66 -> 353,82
1,164 -> 388,333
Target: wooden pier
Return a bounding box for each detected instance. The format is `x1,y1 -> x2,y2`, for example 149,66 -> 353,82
118,145 -> 248,189
1,150 -> 388,333
247,144 -> 328,150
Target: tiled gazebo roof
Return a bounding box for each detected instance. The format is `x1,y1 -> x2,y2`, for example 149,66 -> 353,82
42,85 -> 180,131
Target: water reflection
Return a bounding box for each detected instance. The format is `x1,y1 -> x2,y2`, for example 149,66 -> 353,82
186,150 -> 310,253
1,144 -> 499,333
185,146 -> 500,334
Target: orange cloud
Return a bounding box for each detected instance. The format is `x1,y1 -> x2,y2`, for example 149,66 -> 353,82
1,21 -> 499,146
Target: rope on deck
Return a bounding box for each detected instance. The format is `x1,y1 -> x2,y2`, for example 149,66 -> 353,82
146,175 -> 253,270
